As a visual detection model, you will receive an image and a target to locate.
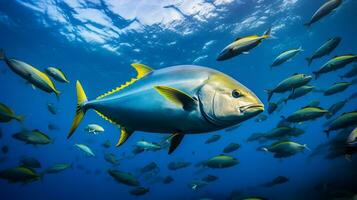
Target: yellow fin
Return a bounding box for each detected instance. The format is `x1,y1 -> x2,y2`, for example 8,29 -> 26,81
131,63 -> 153,78
31,66 -> 59,95
154,85 -> 197,111
94,110 -> 133,147
116,126 -> 134,147
96,63 -> 153,100
67,81 -> 87,139
95,110 -> 118,125
244,35 -> 259,39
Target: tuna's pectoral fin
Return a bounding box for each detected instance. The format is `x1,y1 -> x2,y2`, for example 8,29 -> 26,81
154,86 -> 197,111
116,126 -> 134,147
168,132 -> 185,154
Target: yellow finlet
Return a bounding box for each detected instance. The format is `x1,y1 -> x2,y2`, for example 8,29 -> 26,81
96,63 -> 153,100
95,109 -> 133,147
116,126 -> 134,147
94,110 -> 118,125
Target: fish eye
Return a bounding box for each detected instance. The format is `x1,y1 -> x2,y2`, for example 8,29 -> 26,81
232,89 -> 242,98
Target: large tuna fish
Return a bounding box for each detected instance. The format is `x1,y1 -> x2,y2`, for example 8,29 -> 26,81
67,64 -> 264,154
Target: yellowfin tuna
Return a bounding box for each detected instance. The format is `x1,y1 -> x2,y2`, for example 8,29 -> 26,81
0,49 -> 60,98
217,27 -> 271,61
45,67 -> 69,83
0,102 -> 24,123
67,64 -> 264,154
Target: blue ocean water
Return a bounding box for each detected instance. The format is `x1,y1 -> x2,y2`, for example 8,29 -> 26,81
0,0 -> 356,199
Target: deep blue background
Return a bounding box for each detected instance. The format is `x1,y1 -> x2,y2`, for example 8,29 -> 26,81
0,0 -> 356,199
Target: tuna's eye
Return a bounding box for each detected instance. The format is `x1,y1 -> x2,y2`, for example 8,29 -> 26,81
232,89 -> 241,98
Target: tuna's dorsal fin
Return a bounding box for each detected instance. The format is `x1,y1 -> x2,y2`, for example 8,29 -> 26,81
245,35 -> 259,39
116,126 -> 134,147
131,63 -> 153,79
96,63 -> 153,100
154,86 -> 197,111
234,37 -> 242,41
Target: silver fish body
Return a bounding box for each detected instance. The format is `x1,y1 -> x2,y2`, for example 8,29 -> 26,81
304,0 -> 342,27
306,37 -> 341,66
0,50 -> 60,97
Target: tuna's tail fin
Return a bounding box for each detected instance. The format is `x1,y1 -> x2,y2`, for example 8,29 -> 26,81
0,49 -> 5,60
262,27 -> 271,39
15,115 -> 25,122
55,90 -> 61,101
264,89 -> 273,101
67,81 -> 88,139
304,22 -> 311,28
305,57 -> 312,66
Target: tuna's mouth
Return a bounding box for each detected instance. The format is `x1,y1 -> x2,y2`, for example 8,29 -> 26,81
239,104 -> 264,113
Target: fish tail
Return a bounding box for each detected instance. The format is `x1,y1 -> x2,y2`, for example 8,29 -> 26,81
303,22 -> 311,28
264,89 -> 273,101
303,144 -> 311,151
305,57 -> 312,66
15,115 -> 25,122
0,49 -> 5,60
262,27 -> 271,39
55,90 -> 61,101
67,81 -> 88,139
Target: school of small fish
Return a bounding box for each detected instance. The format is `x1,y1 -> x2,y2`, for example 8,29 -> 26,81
0,0 -> 356,199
